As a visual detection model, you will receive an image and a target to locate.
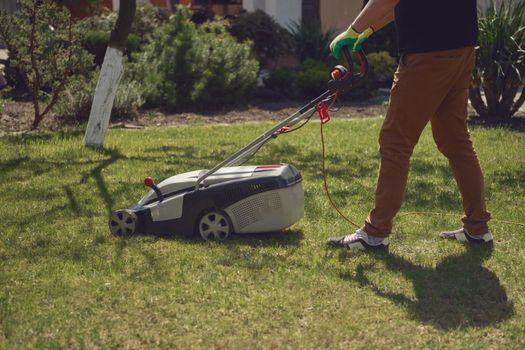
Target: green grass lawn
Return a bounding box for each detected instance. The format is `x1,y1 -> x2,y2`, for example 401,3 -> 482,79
1,118 -> 524,349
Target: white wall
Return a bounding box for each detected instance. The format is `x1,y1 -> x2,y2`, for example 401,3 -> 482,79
478,0 -> 510,10
243,0 -> 301,29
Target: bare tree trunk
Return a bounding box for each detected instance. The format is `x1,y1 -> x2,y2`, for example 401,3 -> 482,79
83,0 -> 136,148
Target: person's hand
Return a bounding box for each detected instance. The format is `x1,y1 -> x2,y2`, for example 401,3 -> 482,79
330,26 -> 374,60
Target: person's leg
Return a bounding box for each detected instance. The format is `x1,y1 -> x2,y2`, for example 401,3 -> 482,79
430,48 -> 491,235
363,48 -> 475,238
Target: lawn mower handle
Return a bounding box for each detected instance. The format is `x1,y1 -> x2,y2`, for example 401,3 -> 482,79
193,49 -> 370,190
344,48 -> 369,79
328,48 -> 369,93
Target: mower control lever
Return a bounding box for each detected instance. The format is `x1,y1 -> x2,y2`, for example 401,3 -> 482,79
327,48 -> 369,94
144,177 -> 164,202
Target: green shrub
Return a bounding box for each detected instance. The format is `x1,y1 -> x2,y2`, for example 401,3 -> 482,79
112,78 -> 145,117
229,10 -> 292,67
470,0 -> 525,120
82,29 -> 140,66
0,0 -> 94,128
343,51 -> 397,99
77,3 -> 163,65
288,20 -> 335,64
296,59 -> 330,97
54,69 -> 144,120
264,68 -> 297,96
82,30 -> 110,66
132,6 -> 259,110
54,74 -> 95,120
367,51 -> 397,86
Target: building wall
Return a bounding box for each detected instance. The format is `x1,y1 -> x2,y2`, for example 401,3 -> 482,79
243,0 -> 302,28
0,0 -> 17,13
320,0 -> 362,33
478,0 -> 504,10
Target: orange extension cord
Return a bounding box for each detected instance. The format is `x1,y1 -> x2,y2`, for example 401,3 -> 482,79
318,97 -> 525,230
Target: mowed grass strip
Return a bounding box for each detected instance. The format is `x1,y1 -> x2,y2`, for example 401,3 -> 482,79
0,118 -> 524,349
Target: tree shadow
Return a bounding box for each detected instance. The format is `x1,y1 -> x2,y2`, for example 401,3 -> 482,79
80,147 -> 125,216
0,156 -> 30,175
340,246 -> 514,330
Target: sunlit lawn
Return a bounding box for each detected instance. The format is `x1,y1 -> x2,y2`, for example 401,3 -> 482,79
1,118 -> 524,348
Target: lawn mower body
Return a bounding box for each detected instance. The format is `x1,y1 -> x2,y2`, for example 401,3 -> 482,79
109,49 -> 368,240
111,165 -> 304,240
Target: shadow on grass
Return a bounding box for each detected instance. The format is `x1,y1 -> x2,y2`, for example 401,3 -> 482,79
0,156 -> 31,174
80,148 -> 124,216
340,246 -> 514,330
111,230 -> 303,274
79,145 -> 223,217
131,229 -> 303,248
215,230 -> 304,269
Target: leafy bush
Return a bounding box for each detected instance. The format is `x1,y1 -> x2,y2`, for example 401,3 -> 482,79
342,51 -> 397,99
367,51 -> 397,86
0,0 -> 94,128
288,20 -> 335,64
264,53 -> 397,100
264,68 -> 297,96
470,0 -> 525,120
296,59 -> 330,97
82,29 -> 140,66
132,6 -> 259,110
54,74 -> 95,120
77,3 -> 163,65
229,10 -> 292,67
54,69 -> 144,120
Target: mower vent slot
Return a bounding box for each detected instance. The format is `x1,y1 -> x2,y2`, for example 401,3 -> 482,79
219,182 -> 275,207
230,191 -> 282,230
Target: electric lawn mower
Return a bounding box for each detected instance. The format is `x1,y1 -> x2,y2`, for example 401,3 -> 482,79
109,48 -> 369,241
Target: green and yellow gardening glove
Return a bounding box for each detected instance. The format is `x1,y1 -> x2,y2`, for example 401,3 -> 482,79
330,26 -> 374,60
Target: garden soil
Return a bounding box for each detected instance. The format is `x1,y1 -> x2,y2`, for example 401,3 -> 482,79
0,99 -> 389,132
2,98 -> 524,133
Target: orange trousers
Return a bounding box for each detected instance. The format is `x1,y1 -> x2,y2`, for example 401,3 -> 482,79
363,47 -> 491,238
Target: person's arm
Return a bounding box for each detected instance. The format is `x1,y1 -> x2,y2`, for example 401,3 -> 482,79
330,0 -> 399,59
369,10 -> 395,32
352,0 -> 399,32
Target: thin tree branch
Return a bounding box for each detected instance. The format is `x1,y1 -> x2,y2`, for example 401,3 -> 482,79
29,1 -> 42,128
39,17 -> 74,120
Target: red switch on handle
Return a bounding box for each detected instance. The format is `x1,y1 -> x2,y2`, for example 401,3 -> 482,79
316,102 -> 331,124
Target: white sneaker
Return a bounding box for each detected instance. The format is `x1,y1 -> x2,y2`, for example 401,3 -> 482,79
327,229 -> 389,251
440,228 -> 493,244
